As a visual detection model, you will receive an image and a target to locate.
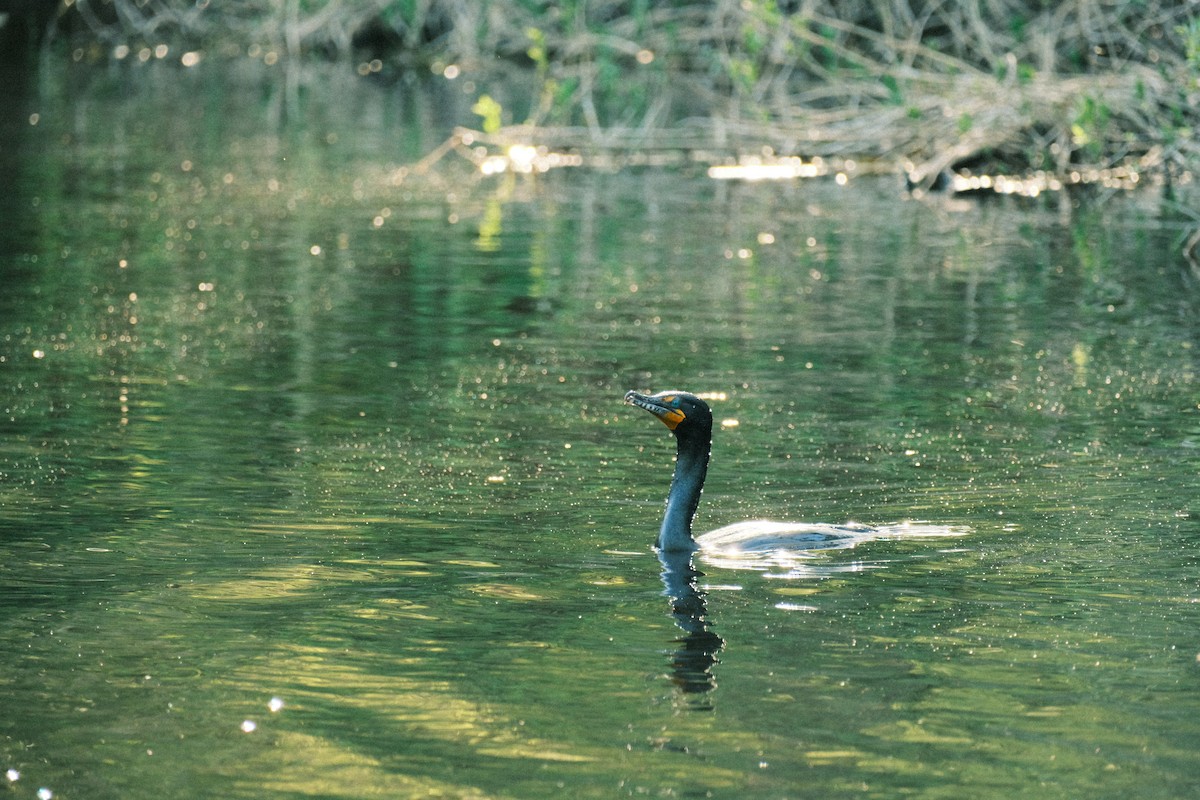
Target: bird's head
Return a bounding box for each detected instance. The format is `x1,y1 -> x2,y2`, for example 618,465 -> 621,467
624,390 -> 713,436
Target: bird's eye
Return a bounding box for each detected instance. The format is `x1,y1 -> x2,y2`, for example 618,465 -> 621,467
664,395 -> 680,407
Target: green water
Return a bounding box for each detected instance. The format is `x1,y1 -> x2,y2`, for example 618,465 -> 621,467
2,61 -> 1199,799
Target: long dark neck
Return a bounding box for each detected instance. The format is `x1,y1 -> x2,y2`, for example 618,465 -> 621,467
658,428 -> 711,551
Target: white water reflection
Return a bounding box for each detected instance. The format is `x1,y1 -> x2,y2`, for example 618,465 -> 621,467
697,520 -> 968,578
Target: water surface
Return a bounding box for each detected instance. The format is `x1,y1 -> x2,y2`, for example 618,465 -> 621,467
1,60 -> 1198,799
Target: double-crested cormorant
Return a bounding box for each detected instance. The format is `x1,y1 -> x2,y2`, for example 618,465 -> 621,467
625,389 -> 964,558
625,390 -> 714,552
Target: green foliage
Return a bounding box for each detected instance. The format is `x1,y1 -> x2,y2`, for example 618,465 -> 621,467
995,58 -> 1035,85
1071,95 -> 1110,161
815,23 -> 841,70
472,94 -> 504,134
526,26 -> 549,75
881,74 -> 902,105
524,26 -> 564,124
726,55 -> 759,95
1008,13 -> 1028,43
380,1 -> 418,30
1181,18 -> 1200,75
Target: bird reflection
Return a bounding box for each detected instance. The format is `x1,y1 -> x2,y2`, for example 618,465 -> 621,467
658,548 -> 724,707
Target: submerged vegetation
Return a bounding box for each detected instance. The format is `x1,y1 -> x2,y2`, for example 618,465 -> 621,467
16,1 -> 1200,182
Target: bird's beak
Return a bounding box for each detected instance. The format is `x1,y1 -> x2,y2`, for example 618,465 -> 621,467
625,390 -> 686,430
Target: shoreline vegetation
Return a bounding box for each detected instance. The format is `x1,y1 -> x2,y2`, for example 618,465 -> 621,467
10,1 -> 1200,193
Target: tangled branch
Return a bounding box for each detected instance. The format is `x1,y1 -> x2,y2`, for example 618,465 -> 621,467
58,0 -> 1200,177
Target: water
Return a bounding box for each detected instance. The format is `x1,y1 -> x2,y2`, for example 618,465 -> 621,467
2,59 -> 1199,799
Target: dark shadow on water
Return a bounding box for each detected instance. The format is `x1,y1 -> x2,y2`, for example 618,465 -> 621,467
658,549 -> 724,710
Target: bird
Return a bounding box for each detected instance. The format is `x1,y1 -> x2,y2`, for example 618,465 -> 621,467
625,389 -> 964,563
